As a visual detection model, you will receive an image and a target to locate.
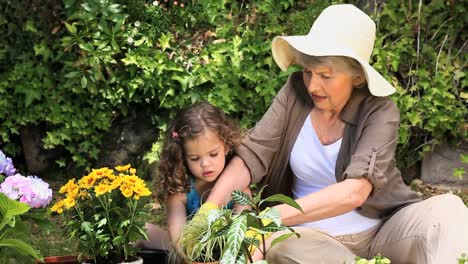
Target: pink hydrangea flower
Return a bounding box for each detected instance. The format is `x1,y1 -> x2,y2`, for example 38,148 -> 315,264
0,174 -> 29,200
19,176 -> 53,208
0,174 -> 53,208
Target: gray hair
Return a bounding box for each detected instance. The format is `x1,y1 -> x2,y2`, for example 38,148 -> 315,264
292,48 -> 367,89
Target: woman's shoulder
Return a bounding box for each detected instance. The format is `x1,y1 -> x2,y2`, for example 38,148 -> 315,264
361,94 -> 399,116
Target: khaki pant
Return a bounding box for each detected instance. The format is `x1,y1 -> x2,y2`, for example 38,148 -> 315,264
267,194 -> 468,264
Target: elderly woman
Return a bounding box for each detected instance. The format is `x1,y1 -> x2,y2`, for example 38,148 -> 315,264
193,4 -> 468,264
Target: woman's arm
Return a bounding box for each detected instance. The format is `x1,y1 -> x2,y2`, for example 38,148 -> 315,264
276,178 -> 372,226
166,193 -> 188,247
206,155 -> 251,207
207,76 -> 297,206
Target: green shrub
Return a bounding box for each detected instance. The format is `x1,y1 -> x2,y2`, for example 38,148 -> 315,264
0,0 -> 465,175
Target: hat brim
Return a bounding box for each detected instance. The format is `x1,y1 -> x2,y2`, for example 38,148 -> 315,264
272,36 -> 395,97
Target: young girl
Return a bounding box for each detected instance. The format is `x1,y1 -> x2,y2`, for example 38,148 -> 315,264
156,101 -> 250,256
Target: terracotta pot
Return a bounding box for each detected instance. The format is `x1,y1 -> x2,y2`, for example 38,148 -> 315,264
38,256 -> 80,264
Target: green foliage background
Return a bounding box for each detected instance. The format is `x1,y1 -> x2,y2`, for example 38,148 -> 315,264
0,0 -> 466,173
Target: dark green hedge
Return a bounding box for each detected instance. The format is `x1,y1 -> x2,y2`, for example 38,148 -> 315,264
0,0 -> 466,173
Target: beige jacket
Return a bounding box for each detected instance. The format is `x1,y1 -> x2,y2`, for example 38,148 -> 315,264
236,72 -> 421,219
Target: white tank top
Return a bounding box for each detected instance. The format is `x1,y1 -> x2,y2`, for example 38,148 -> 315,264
290,116 -> 380,236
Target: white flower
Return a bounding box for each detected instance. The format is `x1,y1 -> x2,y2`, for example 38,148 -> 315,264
134,21 -> 140,27
152,1 -> 159,6
127,37 -> 134,44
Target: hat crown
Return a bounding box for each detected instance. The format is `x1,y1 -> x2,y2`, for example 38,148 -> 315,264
308,4 -> 376,62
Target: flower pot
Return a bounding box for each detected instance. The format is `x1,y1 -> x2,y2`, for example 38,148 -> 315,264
137,249 -> 168,264
81,256 -> 143,264
120,256 -> 143,264
38,256 -> 80,264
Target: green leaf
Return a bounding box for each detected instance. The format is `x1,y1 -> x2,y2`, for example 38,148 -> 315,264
81,76 -> 88,88
225,215 -> 247,258
107,4 -> 122,13
461,154 -> 468,164
453,168 -> 465,180
97,218 -> 107,228
253,185 -> 268,204
259,207 -> 281,227
64,71 -> 81,78
220,248 -> 235,264
231,190 -> 254,207
262,194 -> 303,212
270,233 -> 295,249
64,22 -> 77,35
158,33 -> 173,51
235,254 -> 246,264
0,238 -> 42,260
0,193 -> 30,231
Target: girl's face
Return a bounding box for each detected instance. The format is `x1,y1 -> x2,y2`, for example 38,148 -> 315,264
184,129 -> 228,184
302,65 -> 361,113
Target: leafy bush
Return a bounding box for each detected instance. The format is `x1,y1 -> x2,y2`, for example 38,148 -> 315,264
0,0 -> 466,175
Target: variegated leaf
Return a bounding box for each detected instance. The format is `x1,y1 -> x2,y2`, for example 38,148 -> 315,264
259,207 -> 281,227
220,248 -> 235,264
235,254 -> 246,264
226,215 -> 247,258
231,190 -> 254,207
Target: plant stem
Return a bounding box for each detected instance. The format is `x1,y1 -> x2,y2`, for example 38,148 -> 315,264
242,243 -> 254,263
98,194 -> 116,240
121,199 -> 138,260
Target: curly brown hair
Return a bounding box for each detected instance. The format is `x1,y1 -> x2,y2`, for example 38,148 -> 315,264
156,101 -> 242,204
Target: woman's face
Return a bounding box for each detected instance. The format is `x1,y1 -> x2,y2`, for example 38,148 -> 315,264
302,64 -> 361,113
184,129 -> 228,184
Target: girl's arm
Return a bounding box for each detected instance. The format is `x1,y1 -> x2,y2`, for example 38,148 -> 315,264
166,193 -> 188,248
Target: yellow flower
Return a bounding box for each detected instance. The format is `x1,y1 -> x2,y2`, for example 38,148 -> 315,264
51,200 -> 65,214
123,175 -> 140,186
110,177 -> 123,190
59,179 -> 78,194
106,172 -> 117,181
64,196 -> 76,209
95,183 -> 111,196
129,168 -> 136,175
78,175 -> 97,189
115,164 -> 131,172
91,167 -> 113,179
133,183 -> 151,198
77,190 -> 89,200
120,183 -> 133,198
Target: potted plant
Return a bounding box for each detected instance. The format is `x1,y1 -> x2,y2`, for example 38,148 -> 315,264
181,186 -> 303,263
50,164 -> 152,264
0,150 -> 53,263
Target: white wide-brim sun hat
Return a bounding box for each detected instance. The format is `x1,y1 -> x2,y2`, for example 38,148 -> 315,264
271,4 -> 395,97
